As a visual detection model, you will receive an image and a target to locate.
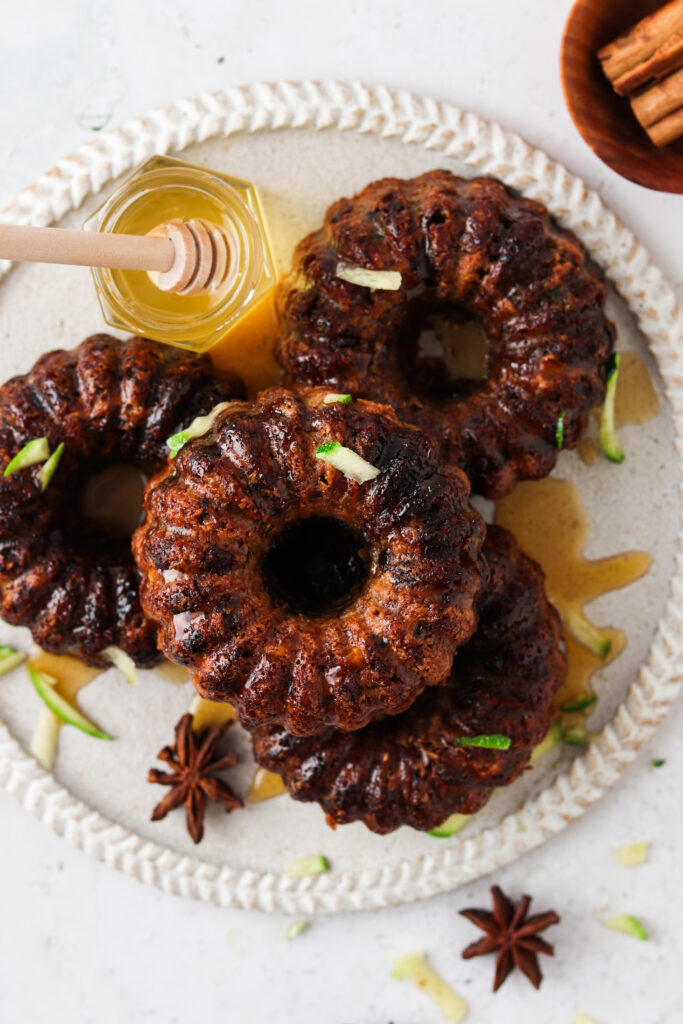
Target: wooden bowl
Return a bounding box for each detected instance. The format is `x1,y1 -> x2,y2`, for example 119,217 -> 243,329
561,0 -> 683,192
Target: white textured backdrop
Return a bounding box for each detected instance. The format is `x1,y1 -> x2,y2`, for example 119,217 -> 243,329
0,1 -> 681,1022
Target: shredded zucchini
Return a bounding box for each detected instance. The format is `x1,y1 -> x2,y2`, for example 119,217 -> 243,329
323,393 -> 352,405
615,841 -> 649,867
4,437 -> 50,477
604,913 -> 648,941
29,707 -> 62,770
453,734 -> 511,750
166,401 -> 234,457
531,719 -> 563,761
103,645 -> 138,687
557,603 -> 611,659
600,353 -> 624,463
0,645 -> 26,676
285,854 -> 330,878
562,721 -> 593,747
36,442 -> 65,492
559,695 -> 597,713
336,261 -> 402,291
392,952 -> 468,1023
315,441 -> 380,483
427,813 -> 470,838
29,666 -> 111,740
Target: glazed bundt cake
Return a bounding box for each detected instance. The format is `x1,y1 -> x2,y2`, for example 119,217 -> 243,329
133,386 -> 487,735
251,526 -> 566,834
0,333 -> 245,667
275,170 -> 615,497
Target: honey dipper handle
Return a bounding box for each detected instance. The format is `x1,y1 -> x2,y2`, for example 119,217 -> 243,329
0,223 -> 174,272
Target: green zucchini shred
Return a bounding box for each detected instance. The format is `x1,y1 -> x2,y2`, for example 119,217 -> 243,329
600,353 -> 625,464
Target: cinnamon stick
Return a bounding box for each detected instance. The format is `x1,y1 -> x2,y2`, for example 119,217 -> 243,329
631,65 -> 683,124
598,0 -> 683,82
613,25 -> 683,94
644,104 -> 683,145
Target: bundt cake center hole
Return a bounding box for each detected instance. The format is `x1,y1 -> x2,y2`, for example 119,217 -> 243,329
263,515 -> 370,617
80,462 -> 147,540
397,303 -> 490,399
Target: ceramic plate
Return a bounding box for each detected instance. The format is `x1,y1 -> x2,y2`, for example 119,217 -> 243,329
0,82 -> 681,913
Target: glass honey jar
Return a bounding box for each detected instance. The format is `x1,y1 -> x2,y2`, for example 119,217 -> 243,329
84,155 -> 277,356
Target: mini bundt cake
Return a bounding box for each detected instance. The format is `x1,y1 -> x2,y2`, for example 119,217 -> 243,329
251,525 -> 566,834
275,170 -> 615,498
133,386 -> 487,735
0,333 -> 245,667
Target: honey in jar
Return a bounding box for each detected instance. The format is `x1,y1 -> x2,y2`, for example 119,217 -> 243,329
84,155 -> 276,355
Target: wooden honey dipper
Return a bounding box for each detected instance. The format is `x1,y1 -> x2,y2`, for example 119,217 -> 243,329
0,218 -> 233,295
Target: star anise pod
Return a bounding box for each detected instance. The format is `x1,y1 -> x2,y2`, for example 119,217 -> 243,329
460,885 -> 560,991
148,713 -> 243,844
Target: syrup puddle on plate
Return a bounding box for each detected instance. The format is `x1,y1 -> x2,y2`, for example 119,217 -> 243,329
578,437 -> 601,465
208,287 -> 281,396
614,350 -> 660,427
495,478 -> 652,707
247,767 -> 287,803
189,694 -> 238,733
154,659 -> 191,685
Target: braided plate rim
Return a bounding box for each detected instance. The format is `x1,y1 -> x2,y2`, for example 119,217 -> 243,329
1,80 -> 682,914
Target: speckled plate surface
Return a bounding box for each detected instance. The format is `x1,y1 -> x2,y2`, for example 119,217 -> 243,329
0,82 -> 681,914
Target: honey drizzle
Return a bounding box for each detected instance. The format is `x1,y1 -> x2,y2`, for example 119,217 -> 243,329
208,285 -> 281,396
494,478 -> 652,705
154,660 -> 191,686
247,767 -> 287,803
614,351 -> 659,428
578,437 -> 601,466
189,694 -> 238,733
